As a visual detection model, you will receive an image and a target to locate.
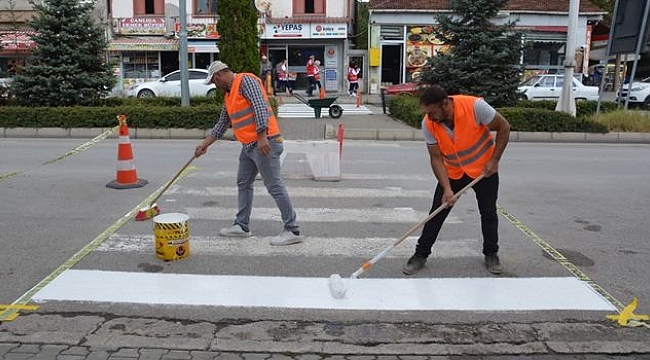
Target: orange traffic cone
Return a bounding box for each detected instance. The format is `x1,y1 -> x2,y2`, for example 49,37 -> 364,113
319,85 -> 326,99
106,115 -> 148,189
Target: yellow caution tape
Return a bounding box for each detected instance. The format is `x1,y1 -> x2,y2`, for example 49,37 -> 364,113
0,126 -> 118,183
496,204 -> 650,330
0,162 -> 199,322
606,297 -> 649,327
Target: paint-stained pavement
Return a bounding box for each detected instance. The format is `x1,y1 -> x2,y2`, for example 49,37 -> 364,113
2,314 -> 650,358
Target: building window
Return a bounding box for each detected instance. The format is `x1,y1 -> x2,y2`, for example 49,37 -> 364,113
195,0 -> 217,15
293,0 -> 325,15
134,0 -> 164,15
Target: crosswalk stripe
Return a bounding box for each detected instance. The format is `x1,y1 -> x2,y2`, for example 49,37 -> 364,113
167,186 -> 432,198
184,206 -> 462,223
97,235 -> 478,258
33,270 -> 616,311
201,172 -> 434,182
278,104 -> 372,118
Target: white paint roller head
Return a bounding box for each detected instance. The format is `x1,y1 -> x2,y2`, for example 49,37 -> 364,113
328,274 -> 348,299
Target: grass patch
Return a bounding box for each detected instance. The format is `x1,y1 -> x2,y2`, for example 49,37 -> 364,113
587,109 -> 650,133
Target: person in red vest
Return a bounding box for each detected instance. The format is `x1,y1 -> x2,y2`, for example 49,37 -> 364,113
347,61 -> 360,97
305,55 -> 316,97
403,85 -> 510,276
313,59 -> 323,94
195,61 -> 302,246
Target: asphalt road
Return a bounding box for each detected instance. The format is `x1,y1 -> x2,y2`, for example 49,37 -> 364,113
1,137 -> 649,355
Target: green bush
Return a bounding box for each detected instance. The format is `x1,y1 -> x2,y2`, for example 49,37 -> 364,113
0,105 -> 223,129
387,93 -> 609,133
0,94 -> 281,129
587,109 -> 650,132
498,107 -> 608,133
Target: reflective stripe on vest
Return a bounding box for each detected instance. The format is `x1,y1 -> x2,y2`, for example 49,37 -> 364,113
424,95 -> 495,179
224,73 -> 280,144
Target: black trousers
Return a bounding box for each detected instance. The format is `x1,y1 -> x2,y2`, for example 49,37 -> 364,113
415,173 -> 500,258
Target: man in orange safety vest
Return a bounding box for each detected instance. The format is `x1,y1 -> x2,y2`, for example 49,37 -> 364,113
195,61 -> 302,246
403,85 -> 510,276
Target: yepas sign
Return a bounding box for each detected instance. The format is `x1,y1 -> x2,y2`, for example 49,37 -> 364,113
266,23 -> 309,38
260,23 -> 348,39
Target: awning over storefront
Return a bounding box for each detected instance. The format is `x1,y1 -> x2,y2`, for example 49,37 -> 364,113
108,37 -> 179,51
0,31 -> 36,54
187,40 -> 219,53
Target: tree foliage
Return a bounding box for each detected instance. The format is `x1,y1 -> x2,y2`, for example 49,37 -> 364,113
11,0 -> 115,106
418,0 -> 524,106
217,0 -> 259,74
354,1 -> 368,49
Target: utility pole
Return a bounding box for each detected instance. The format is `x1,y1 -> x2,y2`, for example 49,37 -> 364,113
556,0 -> 579,116
179,0 -> 190,106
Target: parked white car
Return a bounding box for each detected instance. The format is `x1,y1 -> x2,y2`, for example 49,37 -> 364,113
518,74 -> 599,101
127,69 -> 216,98
617,77 -> 650,109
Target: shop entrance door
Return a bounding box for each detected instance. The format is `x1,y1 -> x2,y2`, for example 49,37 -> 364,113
381,44 -> 402,85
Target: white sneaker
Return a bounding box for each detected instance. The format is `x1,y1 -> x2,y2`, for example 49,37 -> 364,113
219,224 -> 251,237
270,230 -> 303,246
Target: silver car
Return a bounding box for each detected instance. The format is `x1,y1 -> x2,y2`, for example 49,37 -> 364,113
617,77 -> 650,109
519,74 -> 599,101
127,69 -> 217,98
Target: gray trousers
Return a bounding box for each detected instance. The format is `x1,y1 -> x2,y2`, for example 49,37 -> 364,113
234,140 -> 299,234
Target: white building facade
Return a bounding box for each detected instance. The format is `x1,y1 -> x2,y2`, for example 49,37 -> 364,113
367,0 -> 605,94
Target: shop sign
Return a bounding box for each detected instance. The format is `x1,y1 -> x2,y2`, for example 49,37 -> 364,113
263,23 -> 309,39
118,18 -> 166,35
405,25 -> 448,82
311,23 -> 347,38
175,23 -> 220,39
324,69 -> 338,91
324,46 -> 337,67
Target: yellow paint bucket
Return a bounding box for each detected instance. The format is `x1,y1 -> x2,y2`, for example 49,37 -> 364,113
153,213 -> 190,261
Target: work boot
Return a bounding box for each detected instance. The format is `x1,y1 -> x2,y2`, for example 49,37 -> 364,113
219,224 -> 251,238
403,253 -> 427,275
485,254 -> 504,275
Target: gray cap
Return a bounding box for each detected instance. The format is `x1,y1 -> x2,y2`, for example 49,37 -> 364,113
204,61 -> 229,85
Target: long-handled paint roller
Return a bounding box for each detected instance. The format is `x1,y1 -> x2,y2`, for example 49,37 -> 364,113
328,174 -> 485,299
134,155 -> 196,221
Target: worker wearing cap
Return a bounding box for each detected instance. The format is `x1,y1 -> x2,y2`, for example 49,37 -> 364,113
195,61 -> 302,246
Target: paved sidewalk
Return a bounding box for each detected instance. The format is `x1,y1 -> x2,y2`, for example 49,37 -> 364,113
2,314 -> 650,359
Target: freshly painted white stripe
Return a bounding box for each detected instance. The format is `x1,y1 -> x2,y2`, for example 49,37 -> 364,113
185,206 -> 461,224
97,235 -> 479,258
278,104 -> 372,118
33,270 -> 616,311
167,186 -> 432,198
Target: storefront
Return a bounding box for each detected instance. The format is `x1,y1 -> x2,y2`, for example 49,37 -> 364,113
107,37 -> 179,94
259,21 -> 348,93
0,31 -> 36,77
108,17 -> 219,95
367,7 -> 602,94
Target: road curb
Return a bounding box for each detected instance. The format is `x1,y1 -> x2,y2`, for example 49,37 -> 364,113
2,127 -> 650,144
2,315 -> 650,355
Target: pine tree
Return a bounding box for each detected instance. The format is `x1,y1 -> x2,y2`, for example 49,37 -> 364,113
418,0 -> 523,106
12,0 -> 115,106
217,0 -> 259,75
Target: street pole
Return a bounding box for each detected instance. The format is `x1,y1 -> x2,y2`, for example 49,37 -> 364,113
556,0 -> 579,116
179,0 -> 190,106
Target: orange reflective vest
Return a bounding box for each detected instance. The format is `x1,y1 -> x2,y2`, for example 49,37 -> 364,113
424,95 -> 494,179
224,73 -> 280,145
